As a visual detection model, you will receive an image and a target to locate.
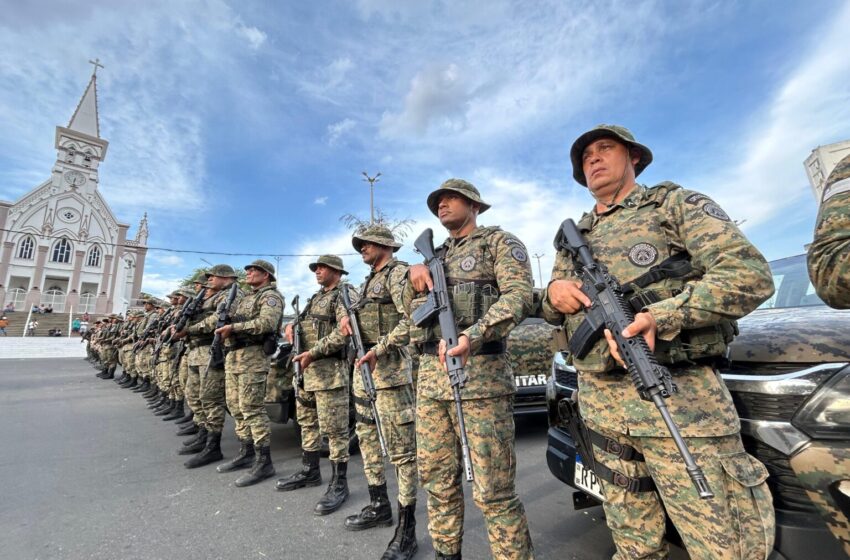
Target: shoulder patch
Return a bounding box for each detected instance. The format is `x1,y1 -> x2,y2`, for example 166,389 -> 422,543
460,256 -> 477,272
265,297 -> 278,307
510,247 -> 528,263
702,202 -> 731,222
504,237 -> 524,247
685,193 -> 710,205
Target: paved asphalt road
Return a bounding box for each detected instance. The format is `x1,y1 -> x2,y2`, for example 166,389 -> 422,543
0,358 -> 624,560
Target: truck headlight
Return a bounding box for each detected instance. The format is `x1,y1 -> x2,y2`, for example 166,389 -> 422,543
793,368 -> 850,439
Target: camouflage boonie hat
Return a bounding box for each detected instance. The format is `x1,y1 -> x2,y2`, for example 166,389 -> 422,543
176,287 -> 194,298
309,254 -> 348,275
141,296 -> 157,305
245,259 -> 276,280
191,270 -> 208,284
352,225 -> 402,253
156,300 -> 171,309
207,264 -> 238,278
426,178 -> 491,216
570,124 -> 653,187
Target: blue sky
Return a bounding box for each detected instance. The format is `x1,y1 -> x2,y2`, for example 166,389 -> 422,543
1,0 -> 849,303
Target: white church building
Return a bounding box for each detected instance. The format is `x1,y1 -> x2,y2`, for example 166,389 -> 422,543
0,66 -> 147,315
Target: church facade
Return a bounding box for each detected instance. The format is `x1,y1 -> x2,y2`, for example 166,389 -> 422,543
0,69 -> 147,315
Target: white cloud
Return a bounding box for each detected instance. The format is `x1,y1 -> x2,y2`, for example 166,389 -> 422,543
152,254 -> 184,267
236,24 -> 267,50
299,56 -> 355,103
314,196 -> 329,205
695,3 -> 850,227
142,272 -> 186,299
326,118 -> 356,146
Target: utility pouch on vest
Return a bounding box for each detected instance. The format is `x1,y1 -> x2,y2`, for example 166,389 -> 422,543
450,281 -> 498,328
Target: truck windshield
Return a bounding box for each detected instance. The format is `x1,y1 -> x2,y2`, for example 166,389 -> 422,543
758,254 -> 825,309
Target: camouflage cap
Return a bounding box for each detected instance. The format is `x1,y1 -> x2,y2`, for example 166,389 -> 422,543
141,296 -> 157,306
426,178 -> 491,216
207,264 -> 238,278
245,259 -> 276,280
823,153 -> 850,202
191,270 -> 208,284
352,224 -> 402,253
157,300 -> 171,309
570,124 -> 653,187
309,254 -> 348,275
177,287 -> 195,298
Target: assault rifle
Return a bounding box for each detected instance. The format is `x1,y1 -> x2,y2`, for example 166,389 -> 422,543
556,218 -> 713,499
291,295 -> 304,399
340,284 -> 388,457
411,228 -> 474,482
206,282 -> 239,373
133,314 -> 161,351
167,287 -> 208,347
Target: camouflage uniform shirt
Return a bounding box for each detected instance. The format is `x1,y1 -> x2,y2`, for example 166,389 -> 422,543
223,283 -> 284,372
542,184 -> 774,437
808,154 -> 850,309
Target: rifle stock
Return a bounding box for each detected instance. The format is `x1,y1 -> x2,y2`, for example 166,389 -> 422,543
206,283 -> 239,373
557,218 -> 713,499
291,295 -> 304,399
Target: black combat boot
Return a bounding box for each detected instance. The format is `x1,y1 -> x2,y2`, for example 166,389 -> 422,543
163,400 -> 184,421
114,371 -> 129,384
148,393 -> 167,409
132,379 -> 150,393
345,483 -> 393,531
154,399 -> 174,416
216,440 -> 255,473
176,410 -> 194,425
314,461 -> 349,516
435,553 -> 460,560
96,366 -> 109,378
176,422 -> 199,436
144,385 -> 160,399
276,451 -> 322,491
178,427 -> 207,454
381,502 -> 418,560
120,376 -> 137,388
104,365 -> 116,379
184,431 -> 223,468
234,445 -> 275,487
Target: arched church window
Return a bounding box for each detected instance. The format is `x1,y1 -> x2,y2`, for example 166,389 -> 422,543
50,238 -> 72,263
86,245 -> 102,268
16,236 -> 35,260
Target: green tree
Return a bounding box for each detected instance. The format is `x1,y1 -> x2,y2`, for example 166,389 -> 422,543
339,208 -> 415,240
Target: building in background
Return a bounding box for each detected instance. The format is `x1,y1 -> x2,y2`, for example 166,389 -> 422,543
0,67 -> 147,315
805,140 -> 850,204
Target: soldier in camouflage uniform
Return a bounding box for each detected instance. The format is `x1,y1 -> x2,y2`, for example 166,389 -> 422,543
212,259 -> 283,487
403,179 -> 534,560
338,225 -> 419,559
180,264 -> 240,468
133,298 -> 160,395
803,154 -> 850,555
808,153 -> 850,310
147,299 -> 173,411
543,124 -> 776,559
176,274 -> 210,435
113,311 -> 140,385
276,255 -> 353,516
161,290 -> 191,422
97,315 -> 122,379
152,294 -> 182,418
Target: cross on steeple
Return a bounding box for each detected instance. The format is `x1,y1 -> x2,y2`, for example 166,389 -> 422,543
88,58 -> 104,76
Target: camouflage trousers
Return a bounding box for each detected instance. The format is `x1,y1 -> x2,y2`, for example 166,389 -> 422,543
226,369 -> 272,447
354,377 -> 418,506
790,443 -> 850,556
417,394 -> 533,559
172,353 -> 188,401
296,385 -> 349,463
185,364 -> 207,427
200,365 -> 227,433
589,423 -> 775,560
102,346 -> 118,366
120,346 -> 136,377
135,347 -> 154,380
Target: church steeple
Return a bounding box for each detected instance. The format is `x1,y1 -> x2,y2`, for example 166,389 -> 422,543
67,59 -> 103,138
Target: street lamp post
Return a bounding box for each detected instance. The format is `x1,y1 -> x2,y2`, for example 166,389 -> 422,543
532,253 -> 545,288
362,171 -> 381,224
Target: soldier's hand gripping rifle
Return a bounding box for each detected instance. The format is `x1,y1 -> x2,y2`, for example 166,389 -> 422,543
167,287 -> 209,347
411,228 -> 474,482
290,295 -> 304,399
133,315 -> 161,352
340,284 -> 388,457
556,218 -> 713,499
206,282 -> 239,373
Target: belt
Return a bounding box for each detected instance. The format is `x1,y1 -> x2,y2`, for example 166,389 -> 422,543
417,339 -> 506,356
